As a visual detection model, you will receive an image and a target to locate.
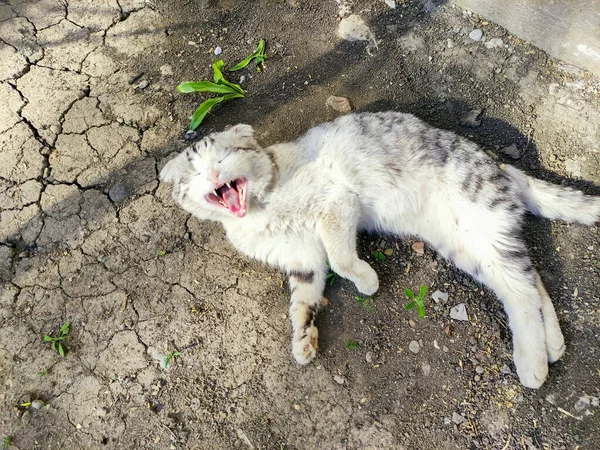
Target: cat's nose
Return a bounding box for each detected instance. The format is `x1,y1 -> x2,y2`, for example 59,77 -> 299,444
208,171 -> 221,185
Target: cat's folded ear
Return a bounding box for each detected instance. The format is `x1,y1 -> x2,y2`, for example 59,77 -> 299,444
159,154 -> 183,183
229,124 -> 258,149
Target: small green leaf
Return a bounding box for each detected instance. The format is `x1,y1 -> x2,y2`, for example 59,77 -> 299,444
44,335 -> 53,342
417,302 -> 425,319
229,39 -> 267,72
404,301 -> 416,311
20,402 -> 32,408
176,81 -> 240,94
189,92 -> 244,130
58,343 -> 65,357
418,285 -> 428,299
51,341 -> 56,351
157,250 -> 167,257
344,340 -> 358,350
404,288 -> 415,300
212,60 -> 244,95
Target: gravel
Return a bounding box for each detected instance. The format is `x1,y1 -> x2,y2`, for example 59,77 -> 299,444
469,28 -> 483,41
334,375 -> 345,385
450,303 -> 469,321
408,340 -> 420,353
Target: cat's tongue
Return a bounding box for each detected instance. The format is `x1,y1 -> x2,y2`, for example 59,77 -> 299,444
220,184 -> 244,216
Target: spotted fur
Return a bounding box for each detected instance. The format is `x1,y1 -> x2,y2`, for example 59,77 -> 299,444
160,112 -> 600,388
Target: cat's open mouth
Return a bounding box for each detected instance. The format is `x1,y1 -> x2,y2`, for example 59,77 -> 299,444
206,178 -> 248,217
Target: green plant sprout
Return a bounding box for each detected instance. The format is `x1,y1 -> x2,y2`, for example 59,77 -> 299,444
37,368 -> 49,377
325,261 -> 339,286
2,436 -> 12,449
44,321 -> 71,357
176,60 -> 245,131
229,39 -> 268,72
404,285 -> 428,319
344,340 -> 358,350
164,351 -> 181,368
355,295 -> 373,312
372,251 -> 386,262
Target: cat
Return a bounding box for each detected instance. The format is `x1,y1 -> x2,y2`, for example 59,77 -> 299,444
159,111 -> 600,389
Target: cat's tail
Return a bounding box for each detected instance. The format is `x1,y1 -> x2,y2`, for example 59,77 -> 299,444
504,165 -> 600,225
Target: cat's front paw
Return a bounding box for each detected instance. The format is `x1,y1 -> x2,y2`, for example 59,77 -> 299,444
513,342 -> 548,389
353,260 -> 379,295
292,325 -> 318,365
545,320 -> 566,363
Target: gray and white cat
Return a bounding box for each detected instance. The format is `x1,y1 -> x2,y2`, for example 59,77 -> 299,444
160,111 -> 600,389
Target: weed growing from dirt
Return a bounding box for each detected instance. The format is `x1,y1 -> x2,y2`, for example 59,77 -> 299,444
355,295 -> 373,312
176,40 -> 267,130
372,251 -> 386,262
37,368 -> 49,377
325,261 -> 339,286
344,340 -> 358,350
2,436 -> 12,449
229,39 -> 267,72
164,351 -> 181,368
44,321 -> 71,357
404,285 -> 428,319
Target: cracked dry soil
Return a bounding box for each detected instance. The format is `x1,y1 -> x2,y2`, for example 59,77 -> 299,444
1,0 -> 599,449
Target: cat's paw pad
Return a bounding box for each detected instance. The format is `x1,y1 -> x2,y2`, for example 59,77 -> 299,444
514,344 -> 548,389
354,260 -> 379,295
292,325 -> 318,365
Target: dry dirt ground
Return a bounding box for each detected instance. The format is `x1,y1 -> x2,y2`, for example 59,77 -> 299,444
1,0 -> 599,449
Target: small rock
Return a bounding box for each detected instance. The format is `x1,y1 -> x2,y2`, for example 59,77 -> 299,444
138,80 -> 149,89
484,37 -> 503,49
447,38 -> 454,49
409,340 -> 420,354
108,183 -> 131,203
334,375 -> 345,385
546,394 -> 557,405
326,96 -> 352,113
31,399 -> 45,410
383,0 -> 396,8
383,248 -> 393,256
450,303 -> 469,321
460,109 -> 484,128
128,72 -> 144,85
214,46 -> 222,56
408,319 -> 416,328
475,366 -> 484,374
159,64 -> 173,76
557,64 -> 581,75
474,375 -> 481,382
452,412 -> 466,425
469,29 -> 483,41
365,352 -> 373,363
501,364 -> 512,375
501,143 -> 520,159
422,363 -> 431,376
432,290 -> 449,305
442,345 -> 449,353
50,124 -> 62,134
433,339 -> 440,350
184,130 -> 197,141
575,396 -> 591,411
239,75 -> 246,84
411,241 -> 424,254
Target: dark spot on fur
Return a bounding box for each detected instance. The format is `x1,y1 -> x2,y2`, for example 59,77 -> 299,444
289,270 -> 315,284
489,197 -> 507,208
186,151 -> 193,163
475,175 -> 484,192
462,172 -> 474,191
303,304 -> 317,330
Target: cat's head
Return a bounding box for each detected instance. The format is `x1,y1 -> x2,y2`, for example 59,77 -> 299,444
160,124 -> 273,220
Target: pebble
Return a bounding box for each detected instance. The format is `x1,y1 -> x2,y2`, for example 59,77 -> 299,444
334,375 -> 345,385
408,340 -> 420,354
447,38 -> 454,49
501,364 -> 512,375
422,363 -> 431,376
433,339 -> 440,350
408,319 -> 416,328
383,0 -> 396,8
450,303 -> 469,321
184,130 -> 197,140
108,183 -> 131,203
383,248 -> 393,256
469,29 -> 483,41
452,412 -> 466,425
475,366 -> 484,374
501,143 -> 520,159
411,241 -> 424,254
138,80 -> 149,89
214,46 -> 222,55
31,399 -> 45,410
326,95 -> 352,113
160,64 -> 173,76
460,109 -> 483,127
474,375 -> 481,382
365,352 -> 373,363
484,37 -> 503,49
128,72 -> 144,85
432,290 -> 449,305
50,124 -> 62,134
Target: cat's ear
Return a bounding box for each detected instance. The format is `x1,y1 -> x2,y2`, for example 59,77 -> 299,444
229,124 -> 258,149
159,154 -> 184,183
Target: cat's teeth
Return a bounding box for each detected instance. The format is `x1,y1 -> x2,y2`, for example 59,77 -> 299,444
226,182 -> 231,188
213,189 -> 218,196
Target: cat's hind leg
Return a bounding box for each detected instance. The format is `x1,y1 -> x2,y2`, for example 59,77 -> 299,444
534,270 -> 566,363
451,240 -> 549,388
288,268 -> 327,364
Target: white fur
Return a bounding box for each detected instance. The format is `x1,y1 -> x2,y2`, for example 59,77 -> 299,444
161,112 -> 600,389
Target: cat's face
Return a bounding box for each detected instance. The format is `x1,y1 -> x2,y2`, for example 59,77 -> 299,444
160,124 -> 273,220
